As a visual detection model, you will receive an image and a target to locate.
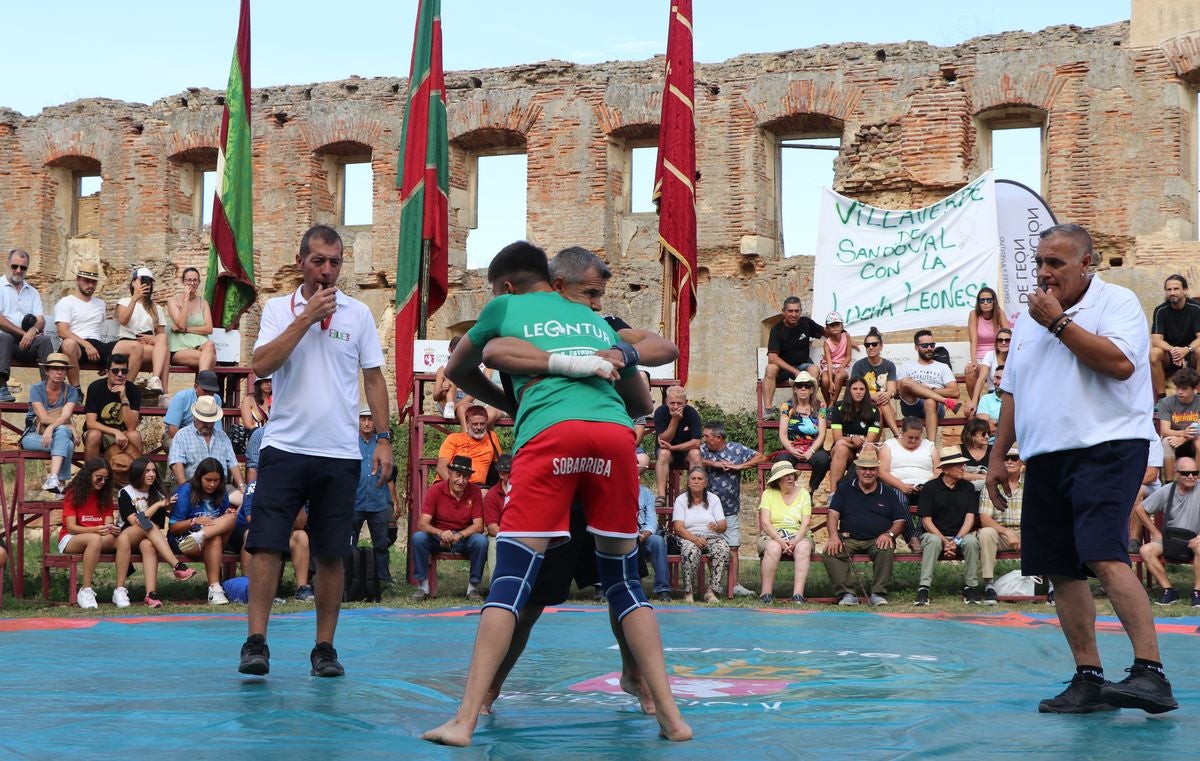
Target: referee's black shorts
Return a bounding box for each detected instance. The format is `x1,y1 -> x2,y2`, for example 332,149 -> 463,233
245,446 -> 359,558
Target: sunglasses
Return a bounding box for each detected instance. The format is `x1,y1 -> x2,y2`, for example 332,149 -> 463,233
109,367 -> 128,376
1178,470 -> 1199,477
864,341 -> 881,348
1005,455 -> 1021,462
978,297 -> 994,303
795,383 -> 815,389
11,264 -> 28,271
996,338 -> 1011,344
92,474 -> 109,481
918,342 -> 936,349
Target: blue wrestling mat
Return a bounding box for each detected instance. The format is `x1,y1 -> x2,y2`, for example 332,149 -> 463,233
2,607 -> 1197,759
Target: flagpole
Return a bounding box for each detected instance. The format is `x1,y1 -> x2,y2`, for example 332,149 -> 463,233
417,238 -> 431,340
661,251 -> 678,378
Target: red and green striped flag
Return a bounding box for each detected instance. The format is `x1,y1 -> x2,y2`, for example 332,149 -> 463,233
205,0 -> 256,328
395,0 -> 449,419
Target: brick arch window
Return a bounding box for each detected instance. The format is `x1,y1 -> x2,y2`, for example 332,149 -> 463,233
607,123 -> 660,215
167,147 -> 219,232
312,140 -> 374,226
975,106 -> 1047,194
452,128 -> 528,269
760,113 -> 844,258
45,155 -> 103,239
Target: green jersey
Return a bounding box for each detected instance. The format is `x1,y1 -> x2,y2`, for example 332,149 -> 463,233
466,291 -> 635,451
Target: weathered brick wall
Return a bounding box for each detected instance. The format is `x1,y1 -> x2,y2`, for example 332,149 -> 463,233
3,18 -> 1200,411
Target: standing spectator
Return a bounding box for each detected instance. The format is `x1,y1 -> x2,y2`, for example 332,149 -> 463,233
169,458 -> 238,605
671,467 -> 729,604
964,287 -> 1010,402
82,353 -> 143,461
977,444 -> 1023,605
698,420 -> 764,596
653,385 -> 703,508
1149,274 -> 1200,397
113,457 -> 195,608
755,461 -> 813,605
827,377 -> 882,487
114,268 -> 169,396
761,296 -> 823,415
169,396 -> 245,499
823,449 -> 908,605
851,326 -> 900,437
55,261 -> 115,389
775,372 -> 830,494
22,353 -> 82,492
229,482 -> 313,602
966,327 -> 1011,417
1155,367 -> 1199,481
818,311 -> 856,406
482,453 -> 513,589
1137,457 -> 1200,606
57,458 -> 116,610
915,446 -> 981,606
437,403 -> 502,487
987,223 -> 1175,714
165,266 -> 216,375
410,455 -> 487,600
163,369 -> 223,443
0,247 -> 53,401
897,330 -> 961,442
354,407 -> 396,587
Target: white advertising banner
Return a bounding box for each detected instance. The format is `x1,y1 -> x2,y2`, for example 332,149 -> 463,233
995,179 -> 1056,323
813,172 -> 1000,333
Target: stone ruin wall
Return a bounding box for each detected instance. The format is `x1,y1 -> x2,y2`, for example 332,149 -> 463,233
4,7 -> 1200,412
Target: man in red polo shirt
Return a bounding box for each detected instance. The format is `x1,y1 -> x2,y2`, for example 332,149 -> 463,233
410,455 -> 488,600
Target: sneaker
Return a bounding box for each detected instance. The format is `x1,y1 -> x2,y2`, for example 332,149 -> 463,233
294,585 -> 314,602
0,386 -> 14,403
238,634 -> 270,675
732,584 -> 756,597
758,593 -> 774,605
112,586 -> 131,608
1100,665 -> 1179,714
963,586 -> 980,605
943,398 -> 960,413
1192,589 -> 1200,608
790,594 -> 806,605
655,590 -> 672,602
703,589 -> 719,604
410,588 -> 429,601
466,588 -> 482,601
41,474 -> 62,493
1038,674 -> 1118,714
208,583 -> 229,605
838,593 -> 859,606
914,587 -> 930,606
868,594 -> 889,606
77,586 -> 98,609
1155,588 -> 1180,606
310,641 -> 345,677
983,586 -> 999,605
144,592 -> 163,608
146,376 -> 163,392
178,528 -> 205,554
173,562 -> 196,581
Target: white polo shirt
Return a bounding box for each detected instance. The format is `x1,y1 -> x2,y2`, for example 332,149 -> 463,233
1001,274 -> 1156,459
256,287 -> 384,460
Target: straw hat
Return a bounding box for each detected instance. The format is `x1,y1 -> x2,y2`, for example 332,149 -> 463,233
855,448 -> 881,468
191,396 -> 223,423
938,446 -> 970,466
76,261 -> 101,280
41,353 -> 71,369
792,370 -> 817,386
766,460 -> 800,485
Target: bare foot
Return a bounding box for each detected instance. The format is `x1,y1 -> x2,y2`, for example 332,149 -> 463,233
421,718 -> 476,747
657,714 -> 693,742
620,671 -> 656,715
480,685 -> 500,715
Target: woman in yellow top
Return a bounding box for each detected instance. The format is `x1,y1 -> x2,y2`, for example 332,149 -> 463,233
756,461 -> 813,605
166,267 -> 216,374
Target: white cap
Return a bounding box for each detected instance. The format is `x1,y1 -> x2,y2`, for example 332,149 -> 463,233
133,267 -> 155,280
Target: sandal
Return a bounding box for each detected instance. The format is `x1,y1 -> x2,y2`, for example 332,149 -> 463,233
654,496 -> 668,509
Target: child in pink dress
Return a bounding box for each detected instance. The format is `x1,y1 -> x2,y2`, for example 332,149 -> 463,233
819,311 -> 857,406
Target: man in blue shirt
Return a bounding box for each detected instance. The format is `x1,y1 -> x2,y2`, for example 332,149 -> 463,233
699,420 -> 765,596
163,369 -> 223,443
354,407 -> 396,585
636,474 -> 671,601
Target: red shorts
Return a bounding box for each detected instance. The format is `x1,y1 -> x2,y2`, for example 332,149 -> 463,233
500,420 -> 638,539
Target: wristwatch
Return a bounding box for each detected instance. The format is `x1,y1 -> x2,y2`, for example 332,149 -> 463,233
376,430 -> 393,442
887,532 -> 896,540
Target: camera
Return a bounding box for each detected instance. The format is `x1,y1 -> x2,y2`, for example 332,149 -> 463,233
139,276 -> 154,285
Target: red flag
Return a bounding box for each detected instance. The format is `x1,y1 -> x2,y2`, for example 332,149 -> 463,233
395,0 -> 449,419
653,0 -> 697,383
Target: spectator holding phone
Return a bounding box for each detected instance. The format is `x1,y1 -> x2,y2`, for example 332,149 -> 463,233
114,268 -> 170,396
166,267 -> 216,376
113,457 -> 195,608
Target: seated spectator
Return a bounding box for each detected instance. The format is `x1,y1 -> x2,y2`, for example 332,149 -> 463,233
165,266 -> 216,374
55,260 -> 115,389
432,336 -> 462,418
1149,274 -> 1200,397
761,296 -> 823,415
818,312 -> 856,405
1156,367 -> 1199,480
1130,438 -> 1165,553
1136,456 -> 1200,607
963,288 -> 1009,405
0,247 -> 53,402
822,448 -> 908,605
239,373 -> 271,463
410,455 -> 487,600
965,328 -> 1011,417
229,482 -> 313,603
114,268 -> 170,396
977,444 -> 1023,605
636,464 -> 672,602
896,330 -> 960,441
879,416 -> 940,530
22,353 -> 82,493
915,446 -> 980,606
83,353 -> 143,462
973,363 -> 1006,436
163,369 -> 224,454
850,326 -> 900,437
699,420 -> 765,597
113,457 -> 196,608
169,396 -> 245,502
57,458 -> 116,610
959,418 -> 992,491
827,376 -> 881,487
436,404 -> 502,488
775,371 -> 830,494
354,406 -> 396,588
671,467 -> 729,604
168,457 -> 238,605
654,385 -> 704,507
756,461 -> 814,605
482,454 -> 513,589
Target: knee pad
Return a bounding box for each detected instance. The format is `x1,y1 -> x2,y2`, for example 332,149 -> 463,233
596,547 -> 651,622
483,537 -> 544,617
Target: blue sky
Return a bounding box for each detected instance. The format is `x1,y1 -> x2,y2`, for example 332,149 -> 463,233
2,1 -> 1131,263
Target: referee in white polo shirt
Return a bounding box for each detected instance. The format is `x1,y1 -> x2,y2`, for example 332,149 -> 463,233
987,223 -> 1177,715
238,225 -> 394,678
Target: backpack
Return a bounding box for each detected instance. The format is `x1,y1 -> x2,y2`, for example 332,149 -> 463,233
342,546 -> 381,602
932,346 -> 953,371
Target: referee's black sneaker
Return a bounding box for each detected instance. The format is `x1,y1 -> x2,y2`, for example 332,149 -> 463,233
238,634 -> 270,675
311,641 -> 346,677
1100,665 -> 1179,714
1038,674 -> 1117,714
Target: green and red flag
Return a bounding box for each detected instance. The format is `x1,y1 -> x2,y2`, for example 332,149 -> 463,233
395,0 -> 449,418
205,0 -> 256,328
653,0 -> 697,383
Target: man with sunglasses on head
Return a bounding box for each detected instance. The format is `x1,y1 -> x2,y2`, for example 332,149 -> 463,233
82,352 -> 143,460
0,248 -> 53,402
896,329 -> 960,441
988,223 -> 1177,715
